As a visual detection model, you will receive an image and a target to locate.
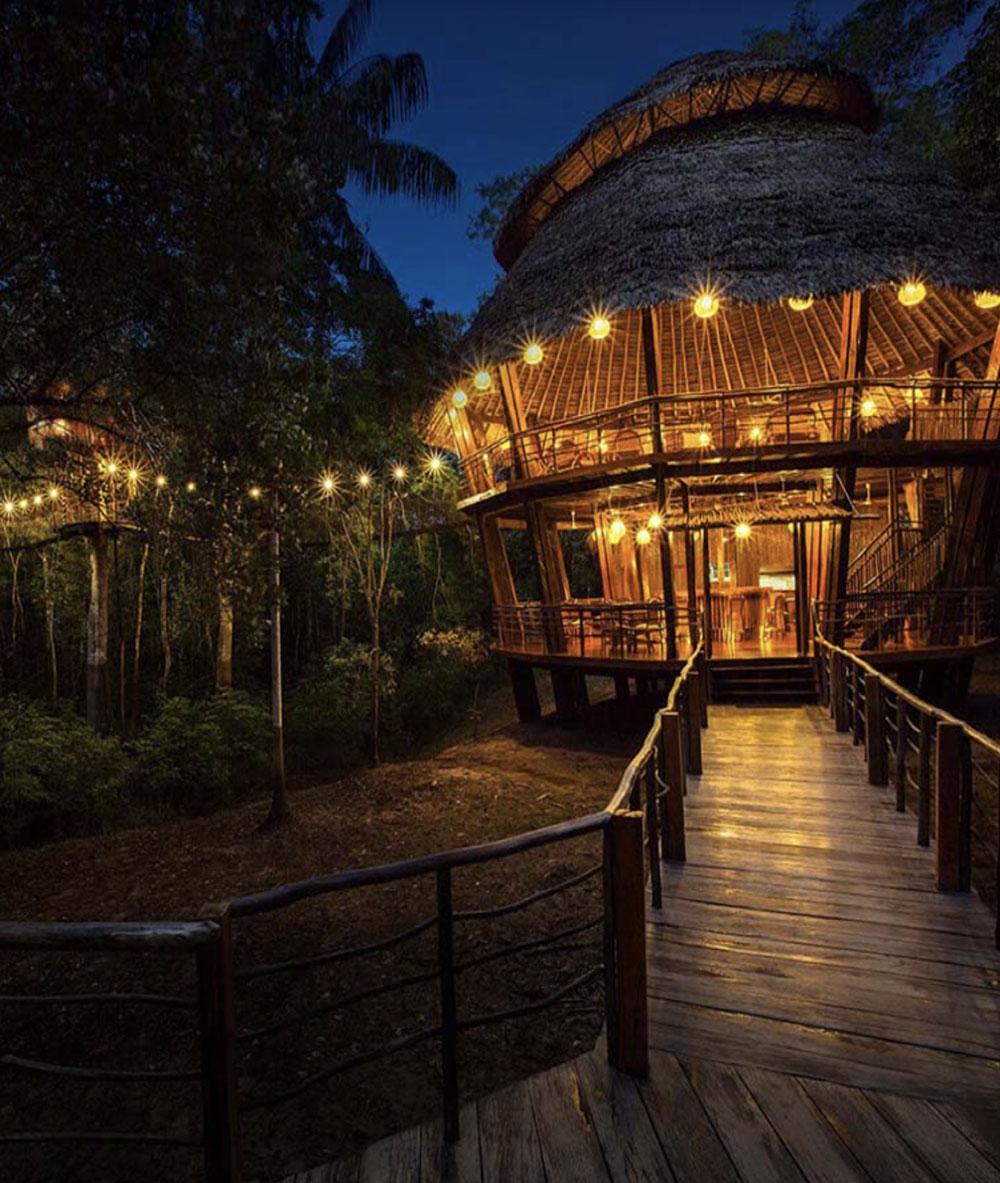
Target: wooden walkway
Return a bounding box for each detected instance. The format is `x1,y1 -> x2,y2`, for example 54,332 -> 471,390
288,706 -> 1000,1182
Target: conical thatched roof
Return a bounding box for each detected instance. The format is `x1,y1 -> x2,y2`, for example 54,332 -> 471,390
467,51 -> 1000,365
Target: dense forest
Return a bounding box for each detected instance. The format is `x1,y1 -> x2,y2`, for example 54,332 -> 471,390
0,1 -> 496,843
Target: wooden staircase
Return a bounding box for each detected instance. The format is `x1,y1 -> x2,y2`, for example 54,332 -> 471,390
709,658 -> 817,705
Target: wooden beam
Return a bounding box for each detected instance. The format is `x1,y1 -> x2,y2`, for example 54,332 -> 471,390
497,363 -> 529,479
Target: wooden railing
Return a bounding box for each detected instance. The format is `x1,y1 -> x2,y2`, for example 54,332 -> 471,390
0,648 -> 707,1180
0,920 -> 235,1178
814,587 -> 996,650
459,375 -> 1000,496
846,521 -> 925,596
495,601 -> 700,661
814,619 -> 1000,947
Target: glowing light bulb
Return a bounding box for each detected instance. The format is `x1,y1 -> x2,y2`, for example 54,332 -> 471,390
697,430 -> 712,449
522,342 -> 543,366
473,369 -> 492,392
320,473 -> 337,494
861,397 -> 878,418
356,469 -> 372,490
788,295 -> 814,312
748,425 -> 763,443
185,480 -> 197,493
104,460 -> 119,476
974,291 -> 1000,310
2,500 -> 13,514
127,467 -> 140,483
17,498 -> 28,511
598,439 -> 609,454
693,291 -> 720,319
248,485 -> 262,500
426,453 -> 444,475
608,517 -> 627,544
647,512 -> 663,530
392,464 -> 407,483
32,493 -> 43,506
635,526 -> 652,546
48,487 -> 59,500
155,475 -> 167,489
734,522 -> 752,540
588,314 -> 611,341
898,280 -> 926,307
451,388 -> 468,409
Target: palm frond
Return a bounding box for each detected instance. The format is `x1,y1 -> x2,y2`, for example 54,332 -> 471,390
346,138 -> 458,206
316,0 -> 374,83
338,53 -> 430,133
324,193 -> 395,284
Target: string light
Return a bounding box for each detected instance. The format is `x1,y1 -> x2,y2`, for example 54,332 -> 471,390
588,313 -> 611,341
647,512 -> 663,530
155,475 -> 167,489
693,290 -> 720,319
319,472 -> 338,496
392,463 -> 407,483
185,480 -> 197,493
788,295 -> 814,312
425,452 -> 445,475
697,430 -> 712,449
635,526 -> 652,546
356,469 -> 372,490
748,425 -> 764,444
734,521 -> 752,540
32,493 -> 43,506
608,517 -> 627,544
451,388 -> 468,409
522,342 -> 543,366
898,280 -> 926,307
48,487 -> 59,500
248,485 -> 262,500
974,291 -> 1000,310
104,460 -> 119,476
473,369 -> 492,392
2,501 -> 13,515
17,498 -> 28,511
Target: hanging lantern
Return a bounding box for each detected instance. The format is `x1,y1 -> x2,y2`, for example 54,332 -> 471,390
734,521 -> 752,540
473,369 -> 492,391
588,314 -> 612,340
693,291 -> 720,319
522,342 -> 544,366
635,526 -> 652,546
451,388 -> 468,409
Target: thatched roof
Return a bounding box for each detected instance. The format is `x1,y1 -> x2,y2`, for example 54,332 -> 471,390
466,52 -> 1000,365
494,50 -> 878,269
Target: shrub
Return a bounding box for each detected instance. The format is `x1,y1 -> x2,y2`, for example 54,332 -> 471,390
131,691 -> 270,810
395,627 -> 492,743
0,699 -> 126,842
285,641 -> 396,768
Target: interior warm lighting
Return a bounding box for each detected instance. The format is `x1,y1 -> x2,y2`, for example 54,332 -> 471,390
861,397 -> 878,418
734,521 -> 752,540
522,342 -> 544,366
697,430 -> 712,448
451,388 -> 468,409
598,439 -> 609,454
974,291 -> 1000,310
748,425 -> 763,443
588,314 -> 611,340
647,512 -> 663,530
898,280 -> 926,307
635,526 -> 652,546
608,517 -> 627,544
473,369 -> 492,391
693,291 -> 720,319
788,295 -> 814,312
787,522 -> 796,533
248,485 -> 262,500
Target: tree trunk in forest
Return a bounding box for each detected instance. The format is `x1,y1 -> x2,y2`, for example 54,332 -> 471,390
215,592 -> 234,691
85,530 -> 109,731
261,528 -> 291,830
158,567 -> 172,694
40,550 -> 57,699
130,542 -> 149,734
370,615 -> 381,765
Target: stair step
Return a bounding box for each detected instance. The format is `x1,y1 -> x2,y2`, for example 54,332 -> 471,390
707,658 -> 816,705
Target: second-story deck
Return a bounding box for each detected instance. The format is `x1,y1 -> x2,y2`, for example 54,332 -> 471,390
454,376 -> 1000,505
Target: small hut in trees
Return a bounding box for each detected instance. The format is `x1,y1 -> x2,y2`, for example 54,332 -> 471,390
427,51 -> 1000,719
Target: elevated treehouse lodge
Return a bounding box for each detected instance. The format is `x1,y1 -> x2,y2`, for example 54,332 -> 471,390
427,52 -> 1000,715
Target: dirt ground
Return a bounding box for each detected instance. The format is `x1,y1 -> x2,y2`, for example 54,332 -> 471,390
0,683 -> 644,1183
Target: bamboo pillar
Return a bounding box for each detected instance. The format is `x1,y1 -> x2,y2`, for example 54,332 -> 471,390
701,527 -> 712,658
680,484 -> 699,647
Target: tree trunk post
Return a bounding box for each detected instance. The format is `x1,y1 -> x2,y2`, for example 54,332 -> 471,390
604,811 -> 648,1077
659,711 -> 686,861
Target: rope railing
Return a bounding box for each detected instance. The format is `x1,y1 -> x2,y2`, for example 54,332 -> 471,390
457,374 -> 1000,496
1,636 -> 709,1181
813,605 -> 1000,949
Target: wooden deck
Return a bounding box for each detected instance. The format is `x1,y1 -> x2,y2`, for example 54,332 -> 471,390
288,706 -> 1000,1182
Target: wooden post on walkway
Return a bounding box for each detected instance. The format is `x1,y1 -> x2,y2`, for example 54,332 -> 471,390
865,674 -> 887,785
917,713 -> 933,846
832,653 -> 848,732
604,811 -> 648,1077
686,673 -> 703,775
893,696 -> 908,811
935,721 -> 971,891
659,711 -> 686,861
197,905 -> 242,1183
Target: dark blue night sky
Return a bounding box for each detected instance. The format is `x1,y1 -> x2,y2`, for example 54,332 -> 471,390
317,0 -> 860,316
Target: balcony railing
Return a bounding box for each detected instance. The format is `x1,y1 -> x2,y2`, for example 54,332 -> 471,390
495,602 -> 701,661
815,588 -> 997,651
458,376 -> 1000,497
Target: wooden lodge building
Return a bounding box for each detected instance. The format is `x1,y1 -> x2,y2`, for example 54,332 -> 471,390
427,51 -> 1000,717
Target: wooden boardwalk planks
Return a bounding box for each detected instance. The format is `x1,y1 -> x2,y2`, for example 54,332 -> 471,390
287,704 -> 1000,1182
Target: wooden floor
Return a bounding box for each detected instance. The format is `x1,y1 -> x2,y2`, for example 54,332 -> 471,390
287,706 -> 1000,1182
